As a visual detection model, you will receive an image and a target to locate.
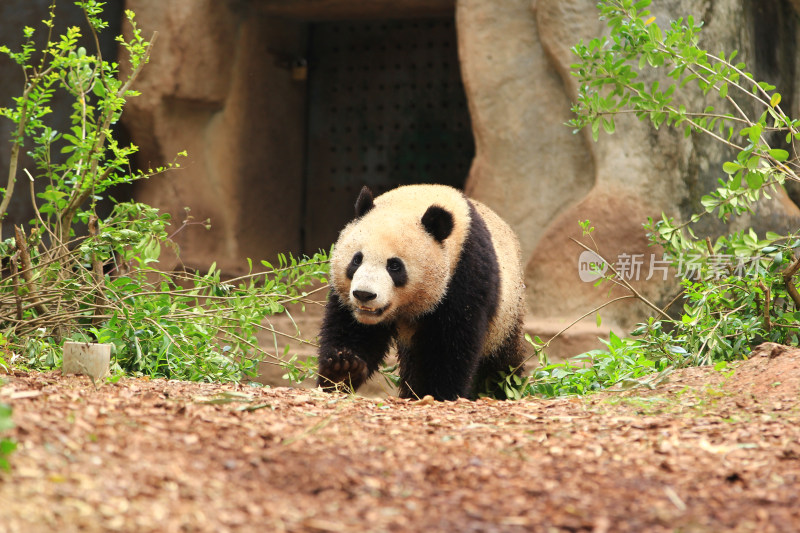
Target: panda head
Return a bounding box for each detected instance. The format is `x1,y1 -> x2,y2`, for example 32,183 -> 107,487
330,186 -> 458,325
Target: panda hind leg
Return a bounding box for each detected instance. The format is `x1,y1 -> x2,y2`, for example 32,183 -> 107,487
474,321 -> 526,398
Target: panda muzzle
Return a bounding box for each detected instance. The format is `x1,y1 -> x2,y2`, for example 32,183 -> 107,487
351,289 -> 390,317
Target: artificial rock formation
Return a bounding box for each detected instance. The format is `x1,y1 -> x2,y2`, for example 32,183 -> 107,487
458,0 -> 800,356
3,0 -> 800,364
117,0 -> 800,358
121,1 -> 309,272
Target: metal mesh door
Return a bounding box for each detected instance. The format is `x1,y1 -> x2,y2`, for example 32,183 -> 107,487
303,18 -> 474,253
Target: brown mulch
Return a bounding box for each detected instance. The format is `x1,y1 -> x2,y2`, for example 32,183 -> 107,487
1,342 -> 799,533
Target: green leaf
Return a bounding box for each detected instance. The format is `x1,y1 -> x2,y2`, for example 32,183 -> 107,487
92,81 -> 107,98
770,92 -> 782,107
700,195 -> 717,212
769,148 -> 789,162
0,439 -> 15,455
722,161 -> 740,174
747,123 -> 763,143
758,81 -> 777,92
745,171 -> 763,189
0,406 -> 12,431
647,22 -> 662,43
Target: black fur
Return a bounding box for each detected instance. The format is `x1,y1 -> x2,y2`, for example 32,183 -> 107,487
317,198 -> 524,400
421,205 -> 454,243
475,318 -> 525,397
396,201 -> 502,400
355,186 -> 374,217
317,291 -> 394,392
346,252 -> 362,280
386,258 -> 407,287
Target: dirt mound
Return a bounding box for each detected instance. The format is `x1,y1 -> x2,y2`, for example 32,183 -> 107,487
725,343 -> 800,403
1,344 -> 799,532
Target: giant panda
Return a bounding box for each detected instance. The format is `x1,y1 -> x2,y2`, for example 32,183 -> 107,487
317,184 -> 526,401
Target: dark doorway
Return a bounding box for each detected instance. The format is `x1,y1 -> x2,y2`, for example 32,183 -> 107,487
302,18 -> 474,254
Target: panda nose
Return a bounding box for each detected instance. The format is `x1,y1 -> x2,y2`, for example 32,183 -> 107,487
353,290 -> 377,303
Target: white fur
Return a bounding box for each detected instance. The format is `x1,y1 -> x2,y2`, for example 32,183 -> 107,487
330,184 -> 524,355
348,255 -> 395,324
331,185 -> 468,324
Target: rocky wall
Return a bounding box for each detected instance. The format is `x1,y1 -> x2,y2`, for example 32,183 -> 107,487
121,0 -> 308,273
458,0 -> 800,355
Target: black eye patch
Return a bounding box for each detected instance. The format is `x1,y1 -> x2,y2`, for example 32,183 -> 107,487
346,252 -> 363,279
386,257 -> 407,287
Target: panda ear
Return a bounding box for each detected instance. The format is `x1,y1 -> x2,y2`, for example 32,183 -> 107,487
355,186 -> 374,218
421,205 -> 454,243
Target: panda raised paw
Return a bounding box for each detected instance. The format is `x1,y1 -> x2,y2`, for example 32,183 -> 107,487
317,348 -> 368,393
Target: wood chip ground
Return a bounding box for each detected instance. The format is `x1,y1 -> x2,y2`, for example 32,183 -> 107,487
1,342 -> 799,532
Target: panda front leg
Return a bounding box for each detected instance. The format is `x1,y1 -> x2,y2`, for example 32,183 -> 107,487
317,292 -> 395,393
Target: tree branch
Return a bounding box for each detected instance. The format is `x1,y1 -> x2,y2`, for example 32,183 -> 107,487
14,225 -> 50,317
782,254 -> 800,308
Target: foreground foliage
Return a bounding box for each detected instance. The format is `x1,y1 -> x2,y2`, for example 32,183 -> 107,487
0,393 -> 13,472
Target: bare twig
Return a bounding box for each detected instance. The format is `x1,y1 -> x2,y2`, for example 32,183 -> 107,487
705,237 -> 714,255
88,214 -> 106,325
660,288 -> 686,315
570,238 -> 672,320
9,251 -> 23,321
0,98 -> 29,235
518,294 -> 637,370
758,281 -> 772,332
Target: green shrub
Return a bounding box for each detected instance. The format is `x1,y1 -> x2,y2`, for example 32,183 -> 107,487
488,0 -> 800,399
0,2 -> 326,383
